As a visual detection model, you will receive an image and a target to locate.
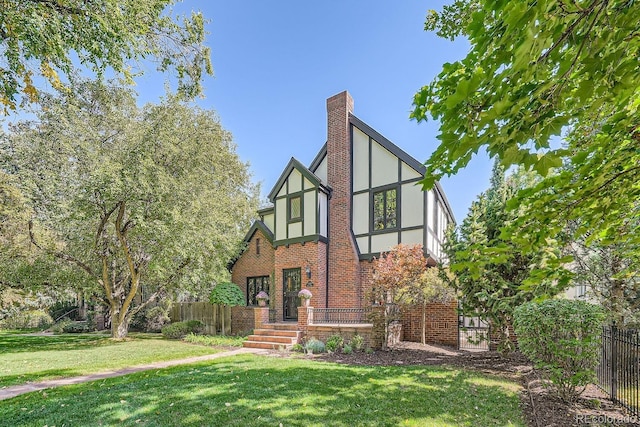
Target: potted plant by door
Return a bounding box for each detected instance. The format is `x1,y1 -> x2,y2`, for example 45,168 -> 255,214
256,291 -> 269,307
298,289 -> 312,307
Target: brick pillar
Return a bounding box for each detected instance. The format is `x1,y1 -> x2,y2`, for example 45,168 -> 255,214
254,307 -> 269,329
326,91 -> 361,308
297,306 -> 310,337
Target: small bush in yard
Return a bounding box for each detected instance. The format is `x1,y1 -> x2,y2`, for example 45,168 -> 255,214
514,299 -> 605,402
185,320 -> 204,334
62,320 -> 94,333
305,338 -> 325,354
342,344 -> 353,354
325,334 -> 344,353
162,320 -> 203,339
291,343 -> 304,353
350,334 -> 364,351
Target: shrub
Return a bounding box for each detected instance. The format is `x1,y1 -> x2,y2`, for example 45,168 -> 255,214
0,310 -> 53,329
62,320 -> 94,333
350,333 -> 364,351
185,320 -> 204,334
514,299 -> 605,402
305,338 -> 325,354
50,319 -> 74,334
144,305 -> 171,332
291,343 -> 304,353
162,322 -> 190,339
182,333 -> 245,347
162,320 -> 204,339
342,343 -> 353,354
325,334 -> 344,353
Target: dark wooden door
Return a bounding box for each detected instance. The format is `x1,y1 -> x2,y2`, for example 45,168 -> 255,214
283,268 -> 301,321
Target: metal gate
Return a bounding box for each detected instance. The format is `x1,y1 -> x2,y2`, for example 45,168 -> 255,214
458,303 -> 490,351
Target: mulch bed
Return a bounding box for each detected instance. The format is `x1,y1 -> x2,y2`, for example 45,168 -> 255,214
314,344 -> 638,427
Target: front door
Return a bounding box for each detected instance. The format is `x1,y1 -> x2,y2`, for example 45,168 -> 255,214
283,268 -> 301,321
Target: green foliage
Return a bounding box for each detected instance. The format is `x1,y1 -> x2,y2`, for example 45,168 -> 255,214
161,320 -> 203,340
414,0 -> 640,296
62,320 -> 94,334
209,282 -> 245,307
350,333 -> 364,351
0,309 -> 53,329
304,338 -> 325,354
325,334 -> 344,353
0,0 -> 212,111
514,299 -> 605,402
181,333 -> 245,348
1,79 -> 259,338
342,343 -> 353,355
444,163 -> 562,353
290,343 -> 304,353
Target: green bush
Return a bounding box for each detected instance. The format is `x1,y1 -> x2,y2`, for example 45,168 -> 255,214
325,334 -> 344,353
62,320 -> 94,333
342,343 -> 353,354
182,333 -> 245,347
161,320 -> 204,339
185,320 -> 204,334
161,322 -> 190,339
350,334 -> 364,351
50,319 -> 74,334
0,310 -> 54,329
513,299 -> 605,402
291,343 -> 304,353
305,338 -> 325,354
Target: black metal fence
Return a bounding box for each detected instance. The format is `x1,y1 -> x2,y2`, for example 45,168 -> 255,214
597,326 -> 639,417
310,308 -> 372,324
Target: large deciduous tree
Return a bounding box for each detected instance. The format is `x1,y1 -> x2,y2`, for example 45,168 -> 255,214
412,0 -> 640,292
0,0 -> 212,111
1,80 -> 259,338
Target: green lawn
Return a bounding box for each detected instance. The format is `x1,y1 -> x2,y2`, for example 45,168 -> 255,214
0,332 -> 229,386
0,354 -> 526,427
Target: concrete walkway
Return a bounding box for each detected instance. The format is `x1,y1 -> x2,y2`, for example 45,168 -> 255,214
0,347 -> 270,401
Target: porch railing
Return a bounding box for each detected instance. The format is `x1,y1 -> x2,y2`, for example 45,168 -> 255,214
309,308 -> 372,324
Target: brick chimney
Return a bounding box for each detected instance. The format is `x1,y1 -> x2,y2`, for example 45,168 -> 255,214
326,91 -> 361,308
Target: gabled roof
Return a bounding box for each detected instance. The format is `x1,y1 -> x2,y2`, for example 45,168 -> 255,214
267,157 -> 329,201
349,114 -> 456,224
309,143 -> 327,172
227,220 -> 273,271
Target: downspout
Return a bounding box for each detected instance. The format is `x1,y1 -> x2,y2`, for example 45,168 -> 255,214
325,189 -> 331,308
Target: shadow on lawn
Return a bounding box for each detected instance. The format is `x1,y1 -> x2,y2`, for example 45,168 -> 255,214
0,332 -> 161,354
0,355 -> 524,427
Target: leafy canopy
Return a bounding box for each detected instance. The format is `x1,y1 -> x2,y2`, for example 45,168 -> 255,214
209,282 -> 245,307
413,0 -> 640,271
0,0 -> 212,111
1,79 -> 258,337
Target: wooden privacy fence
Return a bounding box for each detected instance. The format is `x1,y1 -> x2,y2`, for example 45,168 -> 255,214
169,302 -> 231,335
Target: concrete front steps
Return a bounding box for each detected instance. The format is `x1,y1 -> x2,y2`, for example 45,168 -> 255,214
243,323 -> 301,350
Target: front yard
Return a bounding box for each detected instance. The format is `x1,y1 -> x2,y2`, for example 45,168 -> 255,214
0,331 -> 231,387
0,353 -> 525,426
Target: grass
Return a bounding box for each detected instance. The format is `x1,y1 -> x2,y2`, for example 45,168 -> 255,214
182,332 -> 245,347
0,354 -> 526,426
0,331 -> 238,387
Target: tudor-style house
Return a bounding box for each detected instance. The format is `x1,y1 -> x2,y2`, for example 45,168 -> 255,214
230,91 -> 457,348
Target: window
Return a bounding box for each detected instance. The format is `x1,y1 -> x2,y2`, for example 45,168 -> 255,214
247,276 -> 270,306
256,238 -> 261,255
373,188 -> 397,230
289,196 -> 301,221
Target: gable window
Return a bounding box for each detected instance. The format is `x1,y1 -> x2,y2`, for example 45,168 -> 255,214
247,276 -> 270,306
373,188 -> 397,230
256,238 -> 261,255
288,196 -> 302,221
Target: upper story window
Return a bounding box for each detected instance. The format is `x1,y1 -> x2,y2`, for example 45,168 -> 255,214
373,188 -> 397,231
256,238 -> 261,255
289,196 -> 302,221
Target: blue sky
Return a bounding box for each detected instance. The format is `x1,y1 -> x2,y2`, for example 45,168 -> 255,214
110,2 -> 496,221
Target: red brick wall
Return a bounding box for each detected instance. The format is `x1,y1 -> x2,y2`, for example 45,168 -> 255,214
401,300 -> 458,347
231,306 -> 255,335
273,241 -> 327,322
326,91 -> 361,308
231,229 -> 275,304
